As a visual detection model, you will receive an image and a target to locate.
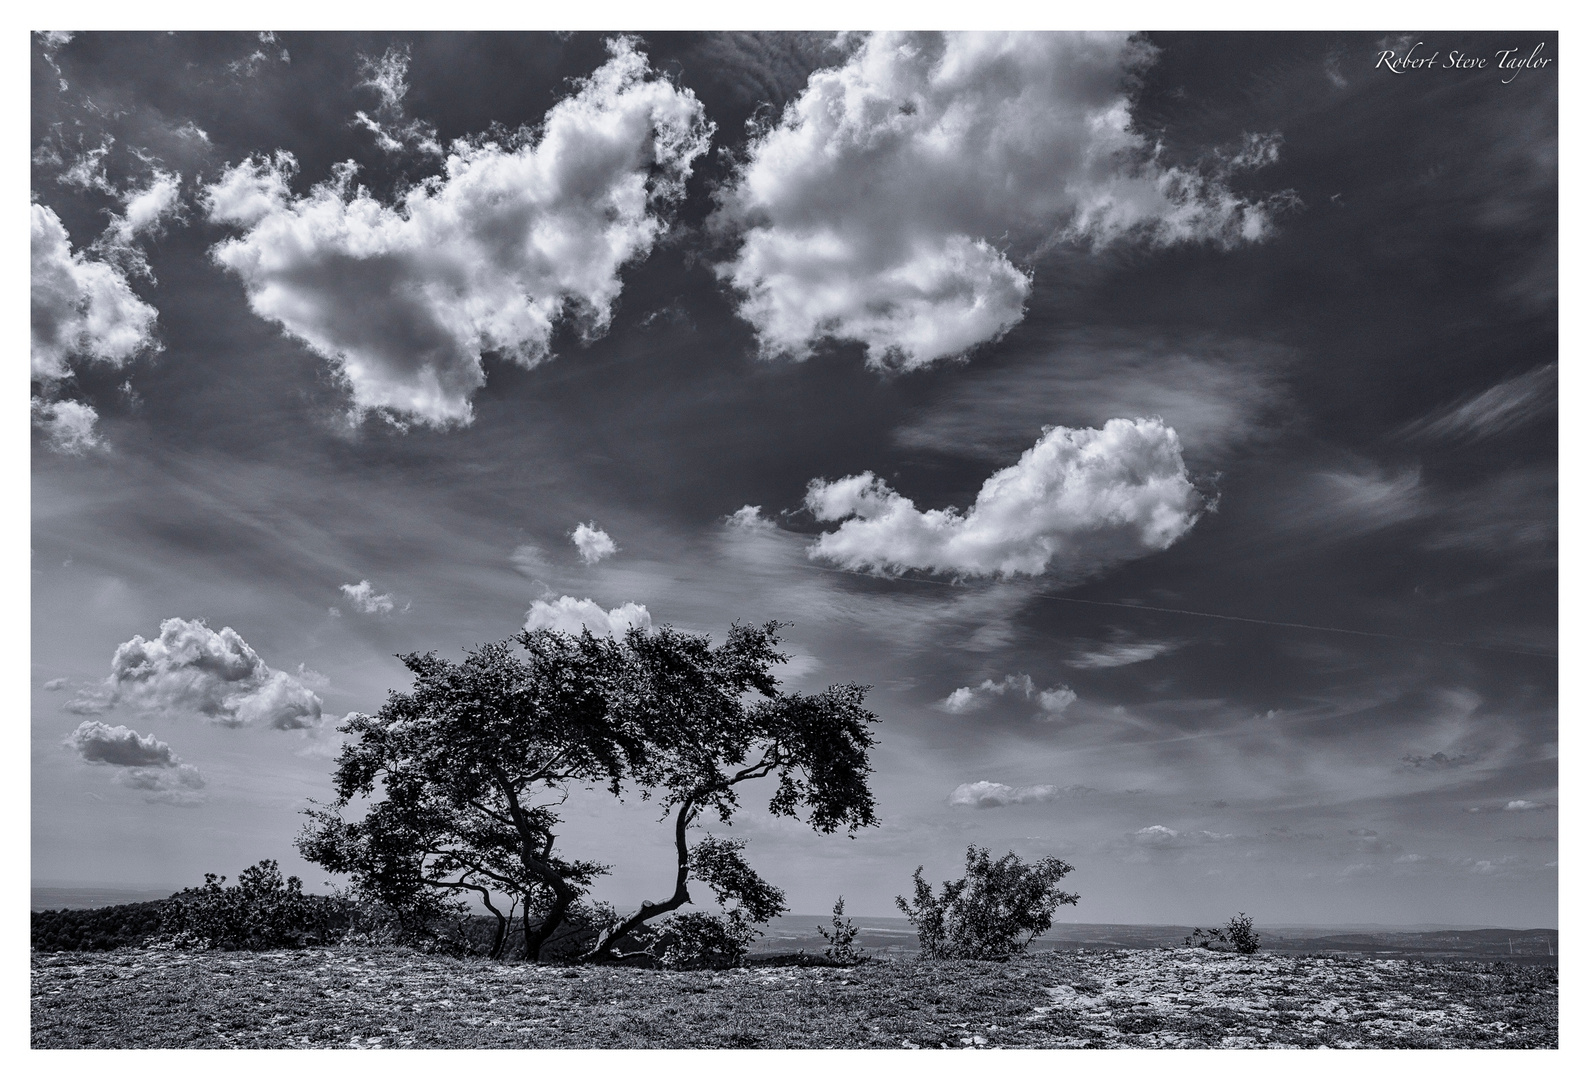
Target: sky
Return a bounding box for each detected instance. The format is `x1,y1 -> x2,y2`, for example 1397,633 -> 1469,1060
30,30 -> 1557,927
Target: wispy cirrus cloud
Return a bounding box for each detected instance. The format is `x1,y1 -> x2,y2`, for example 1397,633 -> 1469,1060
1397,364 -> 1555,442
352,44 -> 442,157
205,37 -> 713,428
1068,639 -> 1180,669
715,31 -> 1290,369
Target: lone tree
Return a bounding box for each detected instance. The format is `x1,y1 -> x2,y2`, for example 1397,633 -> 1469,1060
298,621 -> 879,962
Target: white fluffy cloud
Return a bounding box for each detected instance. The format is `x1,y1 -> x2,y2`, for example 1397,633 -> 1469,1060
524,595 -> 652,636
725,505 -> 778,533
940,674 -> 1076,718
949,780 -> 1059,809
31,398 -> 103,455
104,169 -> 183,251
31,202 -> 159,382
98,617 -> 323,729
205,38 -> 712,427
570,523 -> 618,565
339,579 -> 396,615
807,417 -> 1203,579
716,32 -> 1286,368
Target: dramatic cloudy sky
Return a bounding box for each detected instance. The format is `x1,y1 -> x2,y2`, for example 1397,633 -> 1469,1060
31,30 -> 1557,927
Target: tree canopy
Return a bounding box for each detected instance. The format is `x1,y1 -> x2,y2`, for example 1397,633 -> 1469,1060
298,621 -> 879,961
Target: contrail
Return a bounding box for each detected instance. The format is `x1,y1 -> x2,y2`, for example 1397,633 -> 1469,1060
805,563 -> 1555,659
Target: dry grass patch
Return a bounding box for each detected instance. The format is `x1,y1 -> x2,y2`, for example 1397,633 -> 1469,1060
32,946 -> 1555,1049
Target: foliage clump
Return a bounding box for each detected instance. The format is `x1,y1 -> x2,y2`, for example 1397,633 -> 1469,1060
816,896 -> 866,964
654,911 -> 759,969
896,845 -> 1079,960
1185,912 -> 1261,955
31,901 -> 166,952
160,860 -> 350,950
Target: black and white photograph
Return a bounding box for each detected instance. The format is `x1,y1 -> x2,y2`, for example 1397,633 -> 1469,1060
28,21 -> 1560,1053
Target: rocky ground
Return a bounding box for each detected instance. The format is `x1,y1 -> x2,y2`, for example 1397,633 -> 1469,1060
31,944 -> 1556,1049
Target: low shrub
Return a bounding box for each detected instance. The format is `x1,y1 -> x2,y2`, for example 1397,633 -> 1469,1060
816,896 -> 866,964
654,911 -> 759,970
1184,913 -> 1261,954
1226,912 -> 1261,955
896,845 -> 1080,961
160,860 -> 352,950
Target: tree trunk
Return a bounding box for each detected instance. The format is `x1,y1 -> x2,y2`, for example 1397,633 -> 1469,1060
581,798 -> 696,962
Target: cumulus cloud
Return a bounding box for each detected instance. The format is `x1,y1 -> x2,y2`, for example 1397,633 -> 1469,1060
91,617 -> 323,729
66,720 -> 207,805
339,579 -> 396,615
570,523 -> 618,565
67,720 -> 179,768
1068,640 -> 1179,668
1397,363 -> 1555,443
939,674 -> 1076,718
1132,824 -> 1182,848
31,398 -> 103,455
715,31 -> 1288,368
43,677 -> 69,691
524,596 -> 652,636
807,417 -> 1202,579
725,505 -> 778,533
101,169 -> 184,256
949,780 -> 1059,809
205,38 -> 713,427
31,202 -> 159,383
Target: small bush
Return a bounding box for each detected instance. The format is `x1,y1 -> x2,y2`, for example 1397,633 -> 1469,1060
1184,914 -> 1261,954
1226,912 -> 1261,955
655,910 -> 758,970
161,860 -> 351,950
816,896 -> 866,964
895,845 -> 1079,961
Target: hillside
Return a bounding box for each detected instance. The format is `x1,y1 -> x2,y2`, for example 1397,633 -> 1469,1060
32,945 -> 1555,1049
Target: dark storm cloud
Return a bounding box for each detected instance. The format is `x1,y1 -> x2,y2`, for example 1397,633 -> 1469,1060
67,719 -> 179,768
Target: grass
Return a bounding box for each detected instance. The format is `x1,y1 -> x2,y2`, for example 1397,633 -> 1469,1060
31,945 -> 1556,1049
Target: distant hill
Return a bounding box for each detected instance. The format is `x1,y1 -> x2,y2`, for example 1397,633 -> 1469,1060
756,916 -> 1557,965
33,885 -> 186,910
